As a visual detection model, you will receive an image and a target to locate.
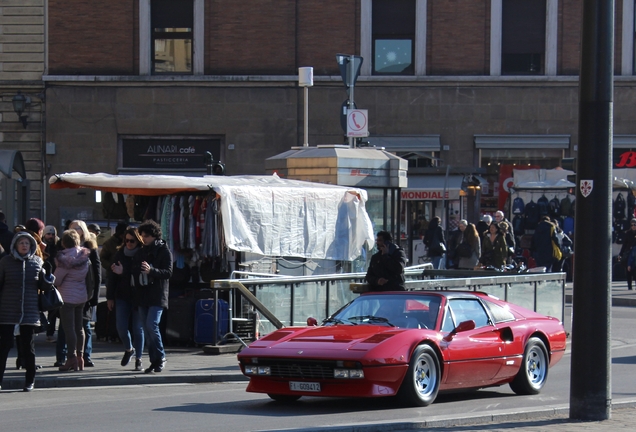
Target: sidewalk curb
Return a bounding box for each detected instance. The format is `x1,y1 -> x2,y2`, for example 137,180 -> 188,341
258,400 -> 636,432
1,372 -> 248,391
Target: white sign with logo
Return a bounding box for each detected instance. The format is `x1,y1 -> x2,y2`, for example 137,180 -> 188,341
346,109 -> 368,137
580,179 -> 593,198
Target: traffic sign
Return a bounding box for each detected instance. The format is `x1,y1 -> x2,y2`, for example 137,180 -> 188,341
336,54 -> 363,95
346,109 -> 368,137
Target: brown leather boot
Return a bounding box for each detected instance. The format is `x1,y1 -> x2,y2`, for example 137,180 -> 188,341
58,354 -> 77,372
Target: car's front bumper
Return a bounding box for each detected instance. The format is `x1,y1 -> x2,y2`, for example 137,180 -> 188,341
244,364 -> 408,398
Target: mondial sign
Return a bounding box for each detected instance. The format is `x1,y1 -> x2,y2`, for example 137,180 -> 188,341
401,190 -> 459,200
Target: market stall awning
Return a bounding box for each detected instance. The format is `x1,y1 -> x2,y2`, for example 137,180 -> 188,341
401,175 -> 465,200
49,172 -> 375,261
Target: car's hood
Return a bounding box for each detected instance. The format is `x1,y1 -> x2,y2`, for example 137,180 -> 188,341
241,325 -> 424,356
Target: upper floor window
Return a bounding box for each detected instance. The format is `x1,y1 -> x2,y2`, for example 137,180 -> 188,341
151,0 -> 193,74
372,0 -> 415,75
501,0 -> 546,75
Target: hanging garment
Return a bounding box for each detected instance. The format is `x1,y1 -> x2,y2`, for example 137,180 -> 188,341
198,197 -> 207,252
548,196 -> 561,219
172,196 -> 181,252
188,195 -> 196,250
537,195 -> 549,217
560,196 -> 572,218
524,200 -> 540,230
512,197 -> 525,215
614,193 -> 626,220
102,192 -> 129,219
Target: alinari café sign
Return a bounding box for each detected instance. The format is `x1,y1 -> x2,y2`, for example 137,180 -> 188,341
121,138 -> 221,171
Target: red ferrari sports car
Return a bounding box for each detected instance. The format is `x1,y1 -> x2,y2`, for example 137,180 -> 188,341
237,291 -> 567,406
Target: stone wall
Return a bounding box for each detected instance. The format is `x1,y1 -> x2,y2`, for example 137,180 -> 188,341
0,0 -> 45,219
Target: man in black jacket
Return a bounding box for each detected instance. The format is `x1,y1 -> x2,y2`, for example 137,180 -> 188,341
365,231 -> 406,291
134,220 -> 172,374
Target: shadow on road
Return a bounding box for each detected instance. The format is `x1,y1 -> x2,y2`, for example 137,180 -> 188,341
612,355 -> 636,364
155,388 -> 515,417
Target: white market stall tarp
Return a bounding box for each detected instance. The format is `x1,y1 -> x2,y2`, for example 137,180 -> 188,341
512,168 -> 576,189
49,172 -> 375,261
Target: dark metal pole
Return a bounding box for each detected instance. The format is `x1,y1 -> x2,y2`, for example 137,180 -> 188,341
569,0 -> 613,421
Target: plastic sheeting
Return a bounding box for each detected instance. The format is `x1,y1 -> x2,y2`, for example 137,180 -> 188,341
49,172 -> 375,261
512,168 -> 575,189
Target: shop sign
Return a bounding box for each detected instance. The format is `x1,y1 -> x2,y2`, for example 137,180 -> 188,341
615,150 -> 636,168
121,139 -> 221,170
401,190 -> 458,200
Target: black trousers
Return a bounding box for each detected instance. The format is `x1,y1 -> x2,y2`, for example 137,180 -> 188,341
0,324 -> 36,387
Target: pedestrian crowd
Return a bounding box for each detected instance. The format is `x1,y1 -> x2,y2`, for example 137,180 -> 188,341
0,211 -> 172,392
414,209 -> 573,274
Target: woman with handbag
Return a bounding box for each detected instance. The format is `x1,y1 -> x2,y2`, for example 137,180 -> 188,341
54,230 -> 90,371
480,222 -> 508,268
0,231 -> 54,391
458,223 -> 481,269
107,227 -> 145,371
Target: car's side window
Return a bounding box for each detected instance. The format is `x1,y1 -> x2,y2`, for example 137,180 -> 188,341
448,299 -> 491,329
441,304 -> 455,332
483,300 -> 516,323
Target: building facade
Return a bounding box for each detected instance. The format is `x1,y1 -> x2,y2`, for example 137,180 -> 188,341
0,0 -> 45,224
40,0 -> 636,236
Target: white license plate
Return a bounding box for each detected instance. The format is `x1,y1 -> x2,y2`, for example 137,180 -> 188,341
289,381 -> 321,392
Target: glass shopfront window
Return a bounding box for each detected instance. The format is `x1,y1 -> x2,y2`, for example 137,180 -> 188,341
479,148 -> 563,215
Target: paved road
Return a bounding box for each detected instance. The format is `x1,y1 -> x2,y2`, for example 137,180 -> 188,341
1,282 -> 635,431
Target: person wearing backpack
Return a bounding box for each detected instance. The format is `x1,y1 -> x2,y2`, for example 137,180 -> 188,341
619,218 -> 636,290
531,216 -> 557,271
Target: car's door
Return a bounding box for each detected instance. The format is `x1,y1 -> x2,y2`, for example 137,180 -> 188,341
440,298 -> 506,387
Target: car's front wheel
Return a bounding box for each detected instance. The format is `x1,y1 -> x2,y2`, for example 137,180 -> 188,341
398,344 -> 440,407
510,337 -> 549,395
267,394 -> 301,403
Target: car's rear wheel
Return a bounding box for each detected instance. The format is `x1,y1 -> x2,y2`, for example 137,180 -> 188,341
267,394 -> 301,402
398,344 -> 440,407
510,337 -> 549,395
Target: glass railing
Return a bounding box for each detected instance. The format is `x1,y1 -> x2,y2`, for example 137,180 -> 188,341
213,265 -> 565,341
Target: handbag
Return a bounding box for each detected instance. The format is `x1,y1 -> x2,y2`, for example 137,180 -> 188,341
457,242 -> 472,258
39,287 -> 64,312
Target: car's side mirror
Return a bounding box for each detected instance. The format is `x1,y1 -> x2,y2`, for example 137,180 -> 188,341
443,320 -> 476,342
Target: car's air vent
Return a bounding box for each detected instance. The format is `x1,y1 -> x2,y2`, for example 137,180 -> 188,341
362,333 -> 394,344
260,331 -> 293,341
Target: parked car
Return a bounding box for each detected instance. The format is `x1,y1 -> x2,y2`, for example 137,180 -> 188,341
237,291 -> 567,406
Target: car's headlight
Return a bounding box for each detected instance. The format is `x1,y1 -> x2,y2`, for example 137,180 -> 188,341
334,368 -> 364,379
334,369 -> 349,378
244,365 -> 271,375
348,369 -> 364,378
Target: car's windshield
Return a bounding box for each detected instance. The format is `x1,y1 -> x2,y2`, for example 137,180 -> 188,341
327,294 -> 442,329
